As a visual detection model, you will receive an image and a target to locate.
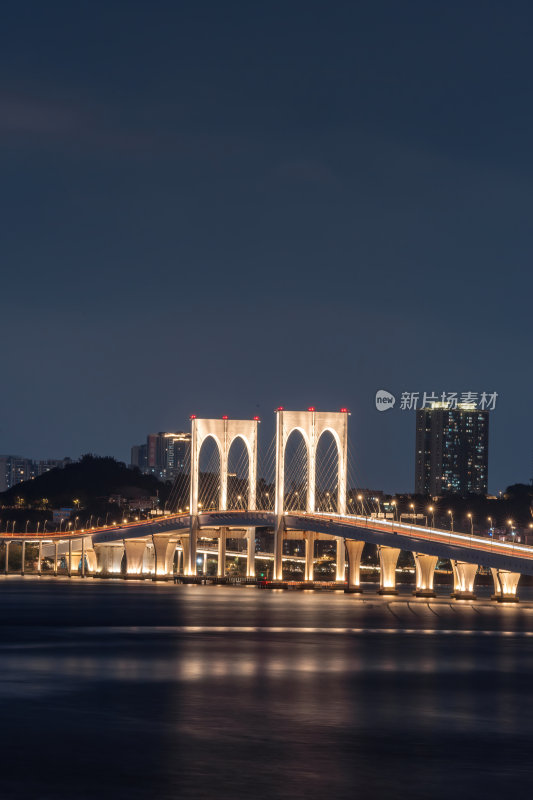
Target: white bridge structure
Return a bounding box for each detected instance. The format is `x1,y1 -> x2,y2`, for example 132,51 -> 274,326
2,408 -> 533,602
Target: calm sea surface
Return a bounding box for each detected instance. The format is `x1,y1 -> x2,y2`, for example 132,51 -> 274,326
1,578 -> 533,799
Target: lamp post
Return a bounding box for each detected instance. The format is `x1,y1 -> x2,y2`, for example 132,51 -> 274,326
487,516 -> 493,537
447,510 -> 454,531
467,512 -> 473,536
391,499 -> 397,521
25,520 -> 30,534
357,494 -> 363,515
428,505 -> 435,527
409,503 -> 415,525
507,519 -> 515,543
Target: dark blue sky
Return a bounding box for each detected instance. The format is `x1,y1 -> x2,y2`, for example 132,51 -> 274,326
1,1 -> 532,492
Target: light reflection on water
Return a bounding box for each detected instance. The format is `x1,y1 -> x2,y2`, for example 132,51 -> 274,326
0,581 -> 532,799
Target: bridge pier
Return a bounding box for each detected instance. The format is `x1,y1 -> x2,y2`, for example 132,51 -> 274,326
180,538 -> 190,576
345,540 -> 364,593
246,528 -> 255,578
123,539 -> 146,577
152,534 -> 175,579
304,532 -> 315,581
413,553 -> 438,597
218,528 -> 227,578
451,560 -> 478,599
491,568 -> 520,602
273,516 -> 284,581
335,537 -> 346,582
378,545 -> 400,595
95,543 -> 124,575
187,516 -> 199,576
85,548 -> 97,574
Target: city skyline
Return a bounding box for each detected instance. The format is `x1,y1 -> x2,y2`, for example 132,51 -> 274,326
1,399 -> 528,498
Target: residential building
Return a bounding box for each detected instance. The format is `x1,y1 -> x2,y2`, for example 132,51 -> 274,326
415,403 -> 489,496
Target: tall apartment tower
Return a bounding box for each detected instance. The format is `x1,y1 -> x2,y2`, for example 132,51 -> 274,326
415,403 -> 489,496
131,432 -> 191,480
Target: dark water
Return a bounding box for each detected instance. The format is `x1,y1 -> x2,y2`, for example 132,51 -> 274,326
1,578 -> 533,799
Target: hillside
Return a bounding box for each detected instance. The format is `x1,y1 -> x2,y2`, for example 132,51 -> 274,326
0,454 -> 168,511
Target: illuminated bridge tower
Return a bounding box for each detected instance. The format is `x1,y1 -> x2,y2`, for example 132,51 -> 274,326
274,408 -> 349,581
188,416 -> 259,576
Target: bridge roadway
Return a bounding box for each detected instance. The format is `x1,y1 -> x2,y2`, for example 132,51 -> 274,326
3,510 -> 533,577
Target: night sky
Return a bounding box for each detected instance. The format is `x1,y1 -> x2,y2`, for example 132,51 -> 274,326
1,1 -> 532,493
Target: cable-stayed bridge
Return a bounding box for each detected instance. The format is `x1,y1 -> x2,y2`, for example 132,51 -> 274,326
1,408 -> 531,601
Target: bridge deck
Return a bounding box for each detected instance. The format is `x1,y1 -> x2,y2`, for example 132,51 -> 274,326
2,510 -> 532,575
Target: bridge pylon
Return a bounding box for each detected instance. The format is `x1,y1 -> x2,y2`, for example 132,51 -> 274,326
188,416 -> 259,576
274,408 -> 349,581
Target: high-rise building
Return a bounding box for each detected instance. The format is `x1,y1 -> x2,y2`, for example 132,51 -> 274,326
130,444 -> 147,471
0,456 -> 71,492
131,432 -> 190,481
415,403 -> 489,496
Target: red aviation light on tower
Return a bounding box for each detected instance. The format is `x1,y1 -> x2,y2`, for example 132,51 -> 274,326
190,414 -> 197,419
222,415 -> 228,420
253,416 -> 260,422
276,406 -> 284,411
308,406 -> 316,412
340,407 -> 350,414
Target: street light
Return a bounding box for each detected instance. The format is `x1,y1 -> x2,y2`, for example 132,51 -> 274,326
391,499 -> 397,520
357,494 -> 363,515
467,512 -> 473,536
428,505 -> 435,527
487,516 -> 493,537
447,510 -> 454,531
507,519 -> 515,541
25,520 -> 30,534
409,503 -> 415,524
